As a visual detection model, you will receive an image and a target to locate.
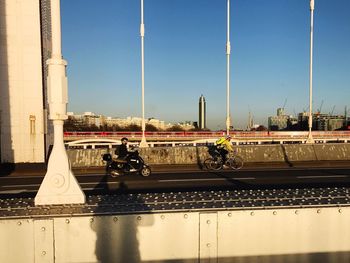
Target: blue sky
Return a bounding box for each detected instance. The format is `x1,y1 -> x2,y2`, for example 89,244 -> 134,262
61,0 -> 350,130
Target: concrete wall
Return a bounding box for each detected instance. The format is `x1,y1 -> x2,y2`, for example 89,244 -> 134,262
67,143 -> 350,168
1,207 -> 350,263
0,0 -> 45,163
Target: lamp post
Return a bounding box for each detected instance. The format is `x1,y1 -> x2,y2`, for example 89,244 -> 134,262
35,0 -> 85,205
225,0 -> 231,136
139,0 -> 148,147
306,0 -> 315,143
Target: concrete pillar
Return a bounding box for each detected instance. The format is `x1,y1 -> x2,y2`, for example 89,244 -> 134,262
35,0 -> 85,205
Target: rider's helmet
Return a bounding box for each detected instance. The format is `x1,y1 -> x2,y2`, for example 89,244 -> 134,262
121,137 -> 128,143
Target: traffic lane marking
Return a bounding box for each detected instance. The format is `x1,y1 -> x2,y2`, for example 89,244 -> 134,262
158,177 -> 256,182
297,175 -> 349,179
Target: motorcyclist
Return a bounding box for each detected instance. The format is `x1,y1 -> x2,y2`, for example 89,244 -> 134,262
115,137 -> 137,172
216,135 -> 234,165
116,137 -> 129,160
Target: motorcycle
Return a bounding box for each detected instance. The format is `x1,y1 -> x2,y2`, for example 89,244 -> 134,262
102,150 -> 151,177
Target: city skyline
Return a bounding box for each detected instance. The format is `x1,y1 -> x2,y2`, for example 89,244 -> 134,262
61,0 -> 350,130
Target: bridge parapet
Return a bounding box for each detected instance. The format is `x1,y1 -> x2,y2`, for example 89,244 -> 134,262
66,143 -> 350,168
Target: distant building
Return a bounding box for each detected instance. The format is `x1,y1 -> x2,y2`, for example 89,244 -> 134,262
65,113 -> 188,131
199,95 -> 206,129
268,108 -> 289,130
314,113 -> 345,131
247,112 -> 254,130
298,112 -> 309,130
177,121 -> 196,131
297,112 -> 347,131
83,112 -> 104,127
148,118 -> 166,130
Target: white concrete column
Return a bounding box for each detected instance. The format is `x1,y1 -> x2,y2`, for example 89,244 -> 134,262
35,0 -> 85,205
225,0 -> 231,136
139,0 -> 148,148
306,0 -> 315,144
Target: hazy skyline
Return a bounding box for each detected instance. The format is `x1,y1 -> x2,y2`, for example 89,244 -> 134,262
61,0 -> 350,130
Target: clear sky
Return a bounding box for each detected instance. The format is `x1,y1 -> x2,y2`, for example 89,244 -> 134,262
61,0 -> 350,130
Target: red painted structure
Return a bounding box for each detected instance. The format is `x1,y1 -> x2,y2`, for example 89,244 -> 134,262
64,130 -> 350,142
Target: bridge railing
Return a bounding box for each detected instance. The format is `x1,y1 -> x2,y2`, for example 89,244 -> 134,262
65,134 -> 349,149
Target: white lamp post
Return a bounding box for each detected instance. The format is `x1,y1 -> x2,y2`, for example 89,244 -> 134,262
139,0 -> 148,147
225,0 -> 231,136
306,0 -> 315,143
35,0 -> 85,205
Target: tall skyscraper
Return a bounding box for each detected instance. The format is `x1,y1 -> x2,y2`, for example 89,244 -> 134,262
199,95 -> 206,130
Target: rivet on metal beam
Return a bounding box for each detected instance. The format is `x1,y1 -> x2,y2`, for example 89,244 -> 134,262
161,215 -> 165,220
250,212 -> 254,216
41,227 -> 46,232
338,209 -> 342,213
17,221 -> 22,226
42,251 -> 46,256
184,214 -> 188,219
295,210 -> 299,215
137,216 -> 142,221
65,219 -> 70,224
90,218 -> 94,223
228,213 -> 232,217
206,243 -> 211,248
273,211 -> 277,215
113,217 -> 118,222
206,220 -> 211,224
317,209 -> 321,214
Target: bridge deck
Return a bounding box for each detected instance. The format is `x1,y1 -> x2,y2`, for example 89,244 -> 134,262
1,187 -> 350,219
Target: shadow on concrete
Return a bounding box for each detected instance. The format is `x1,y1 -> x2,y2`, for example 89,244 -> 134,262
0,2 -> 14,168
0,163 -> 46,177
281,145 -> 293,167
0,163 -> 15,177
89,188 -> 154,262
39,0 -> 54,160
195,145 -> 204,170
215,251 -> 350,263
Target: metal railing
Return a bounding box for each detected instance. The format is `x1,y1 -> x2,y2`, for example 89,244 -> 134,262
65,134 -> 350,149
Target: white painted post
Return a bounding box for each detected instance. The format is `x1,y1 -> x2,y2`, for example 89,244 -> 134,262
35,0 -> 85,205
140,0 -> 148,148
306,0 -> 315,144
226,0 -> 231,136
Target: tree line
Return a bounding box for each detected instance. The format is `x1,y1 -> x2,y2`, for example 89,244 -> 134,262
64,119 -> 203,132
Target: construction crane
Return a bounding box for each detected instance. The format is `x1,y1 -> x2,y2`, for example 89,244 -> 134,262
293,108 -> 297,117
317,100 -> 324,113
282,98 -> 287,109
330,105 -> 336,115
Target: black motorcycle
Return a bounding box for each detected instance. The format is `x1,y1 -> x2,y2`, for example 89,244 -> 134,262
102,150 -> 151,177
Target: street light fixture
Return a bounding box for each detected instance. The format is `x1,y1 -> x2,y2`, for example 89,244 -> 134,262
307,0 -> 315,143
225,0 -> 231,136
140,0 -> 148,147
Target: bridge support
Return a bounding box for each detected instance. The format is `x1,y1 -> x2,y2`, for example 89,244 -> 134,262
35,0 -> 85,205
2,207 -> 350,262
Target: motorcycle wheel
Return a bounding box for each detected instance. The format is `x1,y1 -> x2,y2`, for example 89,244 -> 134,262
140,166 -> 151,177
110,170 -> 121,177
